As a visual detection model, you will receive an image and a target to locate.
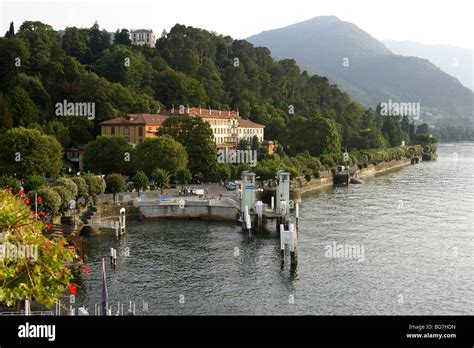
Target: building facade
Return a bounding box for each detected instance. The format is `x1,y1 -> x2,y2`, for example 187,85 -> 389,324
99,107 -> 265,149
129,29 -> 156,47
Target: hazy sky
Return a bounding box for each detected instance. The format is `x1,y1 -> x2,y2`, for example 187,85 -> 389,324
1,0 -> 473,49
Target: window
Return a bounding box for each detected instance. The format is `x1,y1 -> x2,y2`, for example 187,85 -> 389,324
139,127 -> 143,137
111,127 -> 115,135
124,127 -> 130,141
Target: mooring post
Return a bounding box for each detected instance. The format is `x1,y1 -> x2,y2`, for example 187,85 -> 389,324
295,203 -> 299,231
119,208 -> 126,236
255,201 -> 263,233
114,248 -> 117,270
289,223 -> 298,267
114,220 -> 119,239
244,205 -> 251,235
110,247 -> 114,267
280,224 -> 285,262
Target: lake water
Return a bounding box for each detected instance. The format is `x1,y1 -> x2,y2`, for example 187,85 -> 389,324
76,143 -> 474,315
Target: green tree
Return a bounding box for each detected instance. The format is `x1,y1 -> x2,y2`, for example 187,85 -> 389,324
86,22 -> 111,62
28,187 -> 62,216
52,185 -> 73,210
83,136 -> 134,175
105,173 -> 126,201
0,189 -> 75,309
152,68 -> 207,107
23,175 -> 46,193
71,176 -> 89,200
0,127 -> 63,177
0,175 -> 21,192
8,86 -> 38,127
83,173 -> 106,199
133,170 -> 148,195
157,116 -> 217,179
0,37 -> 30,91
0,91 -> 14,132
43,120 -> 70,148
96,45 -> 153,88
135,136 -> 188,177
382,116 -> 403,147
114,29 -> 131,46
5,22 -> 15,38
152,168 -> 170,194
287,116 -> 341,156
54,177 -> 78,198
61,27 -> 90,63
176,168 -> 192,188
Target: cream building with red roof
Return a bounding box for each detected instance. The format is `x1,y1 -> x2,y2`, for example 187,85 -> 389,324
100,107 -> 265,149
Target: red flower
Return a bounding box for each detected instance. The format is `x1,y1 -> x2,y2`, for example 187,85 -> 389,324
67,284 -> 77,296
46,223 -> 52,231
25,197 -> 30,205
84,265 -> 90,278
37,196 -> 43,204
18,187 -> 24,196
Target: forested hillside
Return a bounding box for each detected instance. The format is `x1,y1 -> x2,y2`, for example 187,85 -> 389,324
1,21 -> 419,156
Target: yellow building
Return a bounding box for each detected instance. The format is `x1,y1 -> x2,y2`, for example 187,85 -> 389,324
100,108 -> 265,148
100,114 -> 168,144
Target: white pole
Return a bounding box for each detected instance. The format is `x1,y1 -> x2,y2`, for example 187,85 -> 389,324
25,299 -> 30,316
295,203 -> 299,218
271,196 -> 274,210
34,193 -> 38,220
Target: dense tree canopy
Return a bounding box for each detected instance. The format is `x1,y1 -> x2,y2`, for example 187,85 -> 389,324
0,127 -> 63,177
0,19 -> 433,175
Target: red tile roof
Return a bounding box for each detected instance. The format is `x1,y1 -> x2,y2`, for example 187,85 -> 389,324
238,118 -> 265,128
100,114 -> 168,126
100,110 -> 265,128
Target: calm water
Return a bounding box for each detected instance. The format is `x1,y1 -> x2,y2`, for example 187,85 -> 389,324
76,143 -> 474,315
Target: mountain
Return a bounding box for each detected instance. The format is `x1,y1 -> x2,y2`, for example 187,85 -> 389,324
247,16 -> 474,127
383,40 -> 473,91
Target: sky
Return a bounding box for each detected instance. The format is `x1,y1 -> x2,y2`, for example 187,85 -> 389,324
0,0 -> 473,49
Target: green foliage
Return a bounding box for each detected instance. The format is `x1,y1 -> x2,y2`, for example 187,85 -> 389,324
82,173 -> 106,198
114,29 -> 132,46
52,185 -> 73,210
71,176 -> 88,199
83,136 -> 134,175
29,186 -> 61,215
42,120 -> 70,148
0,189 -> 75,308
152,168 -> 170,194
23,175 -> 46,193
152,68 -> 207,106
8,86 -> 38,127
135,136 -> 188,177
105,173 -> 126,198
0,127 -> 63,177
96,45 -> 153,88
0,175 -> 21,192
287,116 -> 341,156
133,170 -> 148,195
176,168 -> 192,187
54,177 -> 78,198
157,116 -> 217,179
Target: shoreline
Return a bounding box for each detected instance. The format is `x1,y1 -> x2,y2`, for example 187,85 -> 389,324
298,159 -> 411,198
